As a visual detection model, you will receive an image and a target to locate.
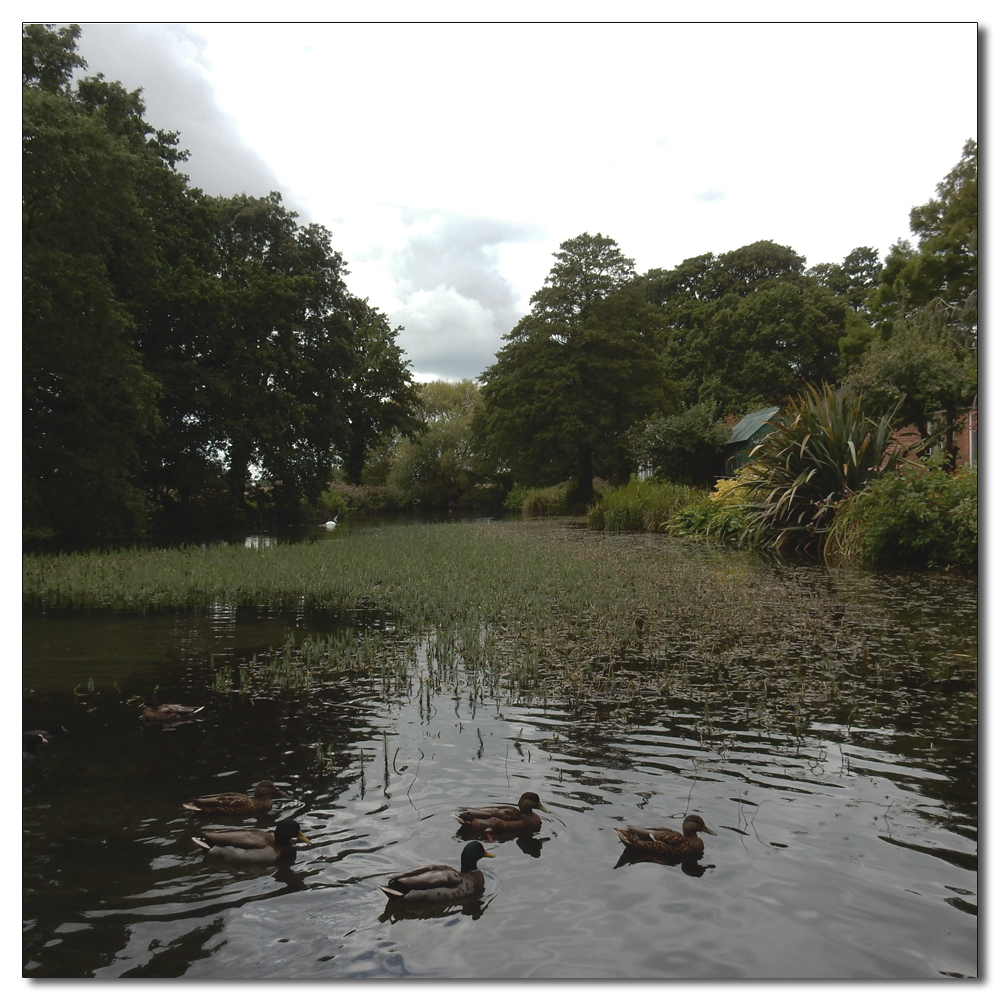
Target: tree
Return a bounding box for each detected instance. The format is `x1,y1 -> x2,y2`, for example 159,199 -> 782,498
387,380 -> 483,506
339,296 -> 422,485
854,141 -> 977,467
869,140 -> 977,342
645,241 -> 846,415
23,23 -> 423,537
845,300 -> 976,464
476,235 -> 669,507
23,24 -> 168,538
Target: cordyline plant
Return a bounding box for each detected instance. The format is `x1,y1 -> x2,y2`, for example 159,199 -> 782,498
737,383 -> 912,552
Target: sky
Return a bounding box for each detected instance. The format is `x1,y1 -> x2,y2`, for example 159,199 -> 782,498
61,17 -> 979,384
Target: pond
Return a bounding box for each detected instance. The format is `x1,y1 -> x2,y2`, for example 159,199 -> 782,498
22,519 -> 978,979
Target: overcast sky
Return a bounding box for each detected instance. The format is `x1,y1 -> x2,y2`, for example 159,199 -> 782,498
67,18 -> 979,383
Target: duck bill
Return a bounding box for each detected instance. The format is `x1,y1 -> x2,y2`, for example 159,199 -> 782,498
537,804 -> 551,813
297,832 -> 311,844
703,827 -> 717,836
483,850 -> 496,858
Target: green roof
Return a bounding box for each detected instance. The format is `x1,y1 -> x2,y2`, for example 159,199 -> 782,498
727,406 -> 780,445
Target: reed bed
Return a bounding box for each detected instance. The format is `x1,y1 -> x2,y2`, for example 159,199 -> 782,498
24,520 -> 977,737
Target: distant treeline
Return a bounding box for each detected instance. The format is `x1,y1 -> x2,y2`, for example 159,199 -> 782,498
23,24 -> 977,542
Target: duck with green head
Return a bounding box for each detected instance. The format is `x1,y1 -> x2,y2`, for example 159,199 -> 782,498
379,841 -> 495,902
192,818 -> 310,865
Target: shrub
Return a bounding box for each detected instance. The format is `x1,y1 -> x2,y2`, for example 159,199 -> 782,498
520,482 -> 572,517
667,474 -> 753,541
625,401 -> 731,486
827,459 -> 977,569
587,477 -> 703,532
737,383 -> 910,551
321,482 -> 409,514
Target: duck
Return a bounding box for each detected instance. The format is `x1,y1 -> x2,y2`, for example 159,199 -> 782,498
453,792 -> 549,836
24,724 -> 69,742
192,818 -> 310,865
182,779 -> 283,816
23,732 -> 47,763
379,841 -> 495,902
613,814 -> 717,857
139,697 -> 204,722
323,515 -> 340,529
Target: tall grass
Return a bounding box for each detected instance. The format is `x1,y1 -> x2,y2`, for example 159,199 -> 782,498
587,477 -> 703,532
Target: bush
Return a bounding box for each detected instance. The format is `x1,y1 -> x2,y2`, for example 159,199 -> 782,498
667,474 -> 753,541
320,482 -> 409,514
625,401 -> 731,486
827,460 -> 977,569
520,482 -> 573,517
737,383 -> 909,551
587,477 -> 703,532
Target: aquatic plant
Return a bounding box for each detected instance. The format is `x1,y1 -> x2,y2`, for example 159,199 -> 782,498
23,519 -> 977,738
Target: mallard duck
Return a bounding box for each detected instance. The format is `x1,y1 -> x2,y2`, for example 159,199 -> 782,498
182,779 -> 282,816
140,697 -> 203,722
24,724 -> 69,741
613,814 -> 716,857
192,818 -> 310,865
23,732 -> 47,762
453,792 -> 549,835
379,841 -> 495,902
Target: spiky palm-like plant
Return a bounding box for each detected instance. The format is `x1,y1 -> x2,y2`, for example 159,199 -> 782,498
738,383 -> 909,551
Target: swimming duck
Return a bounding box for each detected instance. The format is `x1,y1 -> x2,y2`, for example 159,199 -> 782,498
23,732 -> 47,763
182,779 -> 282,816
613,814 -> 716,857
140,697 -> 204,722
453,792 -> 549,835
192,818 -> 310,865
24,724 -> 69,741
379,841 -> 495,902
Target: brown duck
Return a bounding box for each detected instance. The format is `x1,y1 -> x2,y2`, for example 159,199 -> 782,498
453,792 -> 549,835
614,814 -> 717,857
140,697 -> 203,722
182,780 -> 282,816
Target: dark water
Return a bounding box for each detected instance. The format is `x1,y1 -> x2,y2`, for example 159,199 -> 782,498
22,526 -> 978,979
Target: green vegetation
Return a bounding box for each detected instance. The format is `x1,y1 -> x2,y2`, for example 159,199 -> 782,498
734,383 -> 909,551
475,234 -> 669,508
23,25 -> 976,568
826,459 -> 977,569
23,520 -> 977,734
587,477 -> 701,532
23,24 -> 419,541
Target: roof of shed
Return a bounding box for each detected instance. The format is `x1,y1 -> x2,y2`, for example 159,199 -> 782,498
727,406 -> 780,445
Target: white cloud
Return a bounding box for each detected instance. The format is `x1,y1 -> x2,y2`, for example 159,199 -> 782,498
60,20 -> 979,380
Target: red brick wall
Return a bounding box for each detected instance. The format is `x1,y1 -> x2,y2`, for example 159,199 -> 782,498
893,409 -> 977,469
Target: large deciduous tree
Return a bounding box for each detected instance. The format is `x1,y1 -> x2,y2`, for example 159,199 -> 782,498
23,23 -> 421,538
476,234 -> 669,506
852,141 -> 977,465
23,23 -> 169,538
644,240 -> 846,416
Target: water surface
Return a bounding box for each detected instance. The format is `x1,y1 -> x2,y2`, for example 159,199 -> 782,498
22,523 -> 977,979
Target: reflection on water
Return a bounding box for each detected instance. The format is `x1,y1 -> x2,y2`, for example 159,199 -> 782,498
22,538 -> 977,979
